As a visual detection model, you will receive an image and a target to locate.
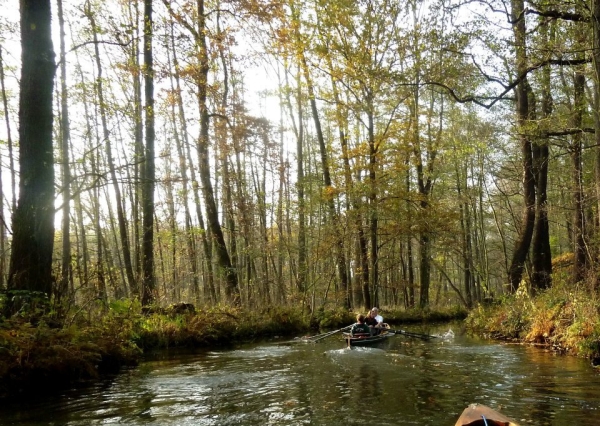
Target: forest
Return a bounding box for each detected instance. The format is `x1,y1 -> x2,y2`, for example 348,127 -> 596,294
1,0 -> 600,383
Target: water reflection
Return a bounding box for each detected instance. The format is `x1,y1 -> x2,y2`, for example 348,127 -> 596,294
1,325 -> 599,425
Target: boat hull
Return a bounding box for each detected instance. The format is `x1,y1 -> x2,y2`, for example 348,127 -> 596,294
455,403 -> 519,426
342,331 -> 391,346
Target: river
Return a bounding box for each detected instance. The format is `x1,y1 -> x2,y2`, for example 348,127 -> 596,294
1,324 -> 598,425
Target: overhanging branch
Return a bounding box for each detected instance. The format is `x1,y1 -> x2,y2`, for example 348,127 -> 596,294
426,57 -> 592,109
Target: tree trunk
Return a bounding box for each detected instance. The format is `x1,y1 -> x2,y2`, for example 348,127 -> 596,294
57,0 -> 72,305
0,47 -> 17,213
141,0 -> 156,306
196,0 -> 239,304
295,66 -> 307,297
7,0 -> 56,298
367,105 -> 379,307
215,10 -> 241,304
0,47 -> 10,289
405,154 -> 415,308
326,57 -> 369,309
294,18 -> 350,306
166,20 -> 200,303
73,49 -> 97,299
85,5 -> 137,298
531,19 -> 553,292
507,0 -> 536,292
571,69 -> 586,283
457,165 -> 472,308
130,0 -> 143,294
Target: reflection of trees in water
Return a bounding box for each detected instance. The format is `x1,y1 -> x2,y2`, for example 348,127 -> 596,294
515,346 -> 595,425
308,353 -> 384,420
410,348 -> 444,413
517,348 -> 554,425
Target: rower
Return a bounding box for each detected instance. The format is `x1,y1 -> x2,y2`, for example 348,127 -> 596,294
350,314 -> 371,336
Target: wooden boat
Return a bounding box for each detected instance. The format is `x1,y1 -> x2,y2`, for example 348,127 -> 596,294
455,403 -> 519,426
342,327 -> 392,347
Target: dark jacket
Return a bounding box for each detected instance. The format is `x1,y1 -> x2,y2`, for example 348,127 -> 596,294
351,323 -> 371,336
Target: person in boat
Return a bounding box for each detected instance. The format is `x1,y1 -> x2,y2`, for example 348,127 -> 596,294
350,314 -> 371,336
372,307 -> 383,324
365,308 -> 383,335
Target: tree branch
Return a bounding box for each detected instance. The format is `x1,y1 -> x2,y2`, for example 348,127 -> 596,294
524,7 -> 588,23
426,57 -> 592,109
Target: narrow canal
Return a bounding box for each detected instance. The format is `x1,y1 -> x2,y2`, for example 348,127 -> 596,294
1,324 -> 599,425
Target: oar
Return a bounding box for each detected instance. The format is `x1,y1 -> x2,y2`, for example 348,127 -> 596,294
388,329 -> 438,340
306,325 -> 352,343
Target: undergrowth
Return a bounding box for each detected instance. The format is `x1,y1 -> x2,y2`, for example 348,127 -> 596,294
466,280 -> 600,358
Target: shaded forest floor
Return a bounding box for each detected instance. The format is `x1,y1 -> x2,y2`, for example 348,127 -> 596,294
466,278 -> 600,362
0,301 -> 465,399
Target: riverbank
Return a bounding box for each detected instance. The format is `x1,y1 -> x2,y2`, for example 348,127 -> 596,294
465,280 -> 600,361
0,302 -> 468,398
0,303 -> 309,398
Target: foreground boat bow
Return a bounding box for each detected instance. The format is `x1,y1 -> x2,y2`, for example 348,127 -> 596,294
455,403 -> 519,426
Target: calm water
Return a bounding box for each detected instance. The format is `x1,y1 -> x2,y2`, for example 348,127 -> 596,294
1,324 -> 599,425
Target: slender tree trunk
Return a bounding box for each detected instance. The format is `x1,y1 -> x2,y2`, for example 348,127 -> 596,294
184,128 -> 217,303
326,59 -> 369,309
367,104 -> 379,308
57,0 -> 72,305
215,9 -> 240,304
164,150 -> 178,301
85,5 -> 137,297
154,213 -> 168,299
103,184 -> 126,298
412,89 -> 434,309
288,64 -> 307,296
405,153 -> 415,308
276,67 -> 286,303
7,0 -> 56,298
571,69 -> 586,283
141,0 -> 156,306
282,57 -> 309,301
130,0 -> 143,294
294,15 -> 350,306
196,0 -> 239,303
166,20 -> 200,303
475,150 -> 490,297
457,165 -> 472,308
0,47 -> 16,213
74,48 -> 96,298
0,47 -> 10,289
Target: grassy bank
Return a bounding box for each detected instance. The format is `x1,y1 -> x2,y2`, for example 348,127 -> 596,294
466,280 -> 600,360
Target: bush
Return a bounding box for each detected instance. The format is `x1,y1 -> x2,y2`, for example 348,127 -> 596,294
312,306 -> 353,329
